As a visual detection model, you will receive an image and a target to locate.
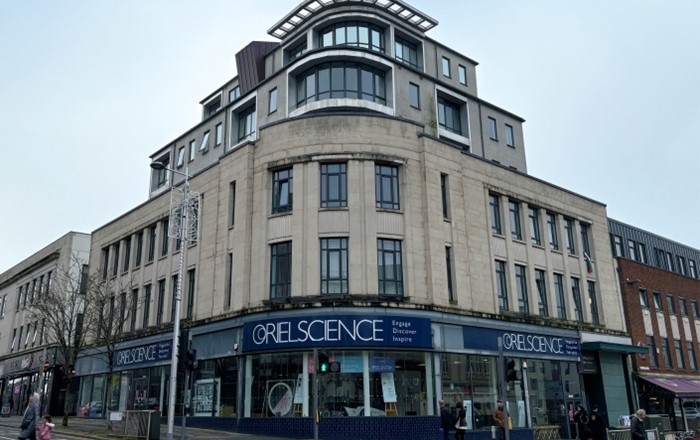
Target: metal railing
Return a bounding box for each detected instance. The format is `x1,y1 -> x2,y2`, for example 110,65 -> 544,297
107,410 -> 160,439
607,428 -> 660,440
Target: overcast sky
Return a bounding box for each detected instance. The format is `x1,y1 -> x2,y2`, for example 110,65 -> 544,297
1,0 -> 698,273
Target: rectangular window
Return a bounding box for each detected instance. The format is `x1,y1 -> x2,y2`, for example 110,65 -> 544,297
0,294 -> 6,317
177,146 -> 185,167
270,241 -> 292,298
321,238 -> 348,294
130,289 -> 138,331
442,56 -> 451,77
120,238 -> 130,274
529,208 -> 541,245
564,218 -> 576,254
490,194 -> 502,235
505,124 -> 514,147
409,82 -> 420,108
648,336 -> 658,368
229,86 -> 240,102
200,130 -> 210,152
612,235 -> 623,257
437,97 -> 462,135
161,219 -> 169,256
228,181 -> 236,227
689,260 -> 698,278
679,298 -> 688,316
142,284 -> 151,328
458,65 -> 467,85
515,265 -> 529,314
509,200 -> 522,240
587,281 -> 600,324
135,231 -> 143,266
395,37 -> 418,69
189,140 -> 196,162
440,174 -> 450,219
653,292 -> 663,311
377,239 -> 403,296
272,167 -> 294,213
677,256 -> 687,276
320,163 -> 347,208
148,225 -> 157,262
571,277 -> 583,321
675,339 -> 685,370
118,291 -> 127,334
268,88 -> 278,114
10,328 -> 16,352
691,300 -> 699,319
628,240 -> 637,261
375,164 -> 400,210
554,274 -> 566,319
687,342 -> 697,371
156,279 -> 165,326
661,337 -> 672,368
580,224 -> 591,256
225,252 -> 233,307
547,213 -> 559,250
186,269 -> 195,319
666,295 -> 676,314
215,123 -> 223,146
488,117 -> 498,140
446,247 -> 454,302
638,243 -> 647,264
495,260 -> 508,312
237,105 -> 256,142
535,269 -> 549,317
112,243 -> 120,277
639,289 -> 649,308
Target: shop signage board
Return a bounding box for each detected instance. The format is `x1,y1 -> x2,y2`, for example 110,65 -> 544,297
113,341 -> 172,367
462,326 -> 580,359
243,315 -> 432,351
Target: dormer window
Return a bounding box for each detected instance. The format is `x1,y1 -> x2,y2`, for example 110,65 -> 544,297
203,97 -> 221,118
319,21 -> 385,53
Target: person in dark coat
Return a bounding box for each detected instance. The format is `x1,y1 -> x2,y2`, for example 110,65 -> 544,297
573,403 -> 592,440
589,404 -> 606,440
19,392 -> 40,440
454,401 -> 467,440
439,399 -> 452,440
630,409 -> 647,440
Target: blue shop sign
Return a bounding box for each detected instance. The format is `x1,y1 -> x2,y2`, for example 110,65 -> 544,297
114,341 -> 172,368
463,327 -> 580,359
243,315 -> 432,351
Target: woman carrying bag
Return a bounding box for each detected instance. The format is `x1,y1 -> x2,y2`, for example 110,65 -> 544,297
454,401 -> 468,440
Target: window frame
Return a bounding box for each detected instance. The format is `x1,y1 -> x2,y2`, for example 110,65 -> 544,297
215,123 -> 223,146
535,269 -> 549,317
487,117 -> 498,140
409,82 -> 420,109
320,237 -> 349,295
237,104 -> 257,142
270,241 -> 292,299
458,64 -> 467,85
529,207 -> 541,245
375,164 -> 400,210
490,194 -> 502,235
268,88 -> 278,114
272,167 -> 294,214
495,260 -> 509,312
377,238 -> 403,296
320,163 -> 347,208
547,213 -> 559,250
564,218 -> 576,254
508,199 -> 522,241
515,264 -> 529,314
505,124 -> 514,147
554,273 -> 566,319
442,56 -> 451,78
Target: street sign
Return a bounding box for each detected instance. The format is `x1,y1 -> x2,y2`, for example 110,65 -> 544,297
43,360 -> 49,370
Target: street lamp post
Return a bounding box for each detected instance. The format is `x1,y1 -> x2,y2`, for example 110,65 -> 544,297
150,162 -> 199,440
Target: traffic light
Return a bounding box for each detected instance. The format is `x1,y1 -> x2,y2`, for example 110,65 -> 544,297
318,352 -> 341,374
505,358 -> 519,382
185,349 -> 197,370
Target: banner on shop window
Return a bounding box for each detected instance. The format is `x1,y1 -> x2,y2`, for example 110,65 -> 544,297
243,315 -> 432,351
462,326 -> 580,359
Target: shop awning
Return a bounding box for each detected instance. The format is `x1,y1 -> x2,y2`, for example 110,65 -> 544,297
640,376 -> 700,398
580,341 -> 648,354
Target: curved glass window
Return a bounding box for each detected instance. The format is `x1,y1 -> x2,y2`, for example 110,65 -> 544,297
297,62 -> 386,107
319,21 -> 384,53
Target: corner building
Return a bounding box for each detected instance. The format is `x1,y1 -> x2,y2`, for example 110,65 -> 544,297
77,1 -> 635,438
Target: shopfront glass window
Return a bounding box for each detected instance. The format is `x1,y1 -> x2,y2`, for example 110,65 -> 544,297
249,352 -> 304,418
190,357 -> 238,417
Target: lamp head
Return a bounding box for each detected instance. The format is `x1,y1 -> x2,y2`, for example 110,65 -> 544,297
150,161 -> 166,170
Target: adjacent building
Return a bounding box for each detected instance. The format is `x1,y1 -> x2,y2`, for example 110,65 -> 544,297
0,232 -> 90,416
610,219 -> 700,432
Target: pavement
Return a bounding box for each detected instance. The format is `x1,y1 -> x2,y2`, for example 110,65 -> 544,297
0,414 -> 304,440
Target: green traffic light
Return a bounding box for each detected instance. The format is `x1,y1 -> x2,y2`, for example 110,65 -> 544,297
320,362 -> 329,373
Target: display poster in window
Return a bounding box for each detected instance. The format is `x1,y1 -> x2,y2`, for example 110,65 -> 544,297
380,373 -> 397,403
370,354 -> 395,373
464,400 -> 473,430
193,378 -> 220,417
517,400 -> 525,428
293,374 -> 303,404
336,353 -> 363,373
